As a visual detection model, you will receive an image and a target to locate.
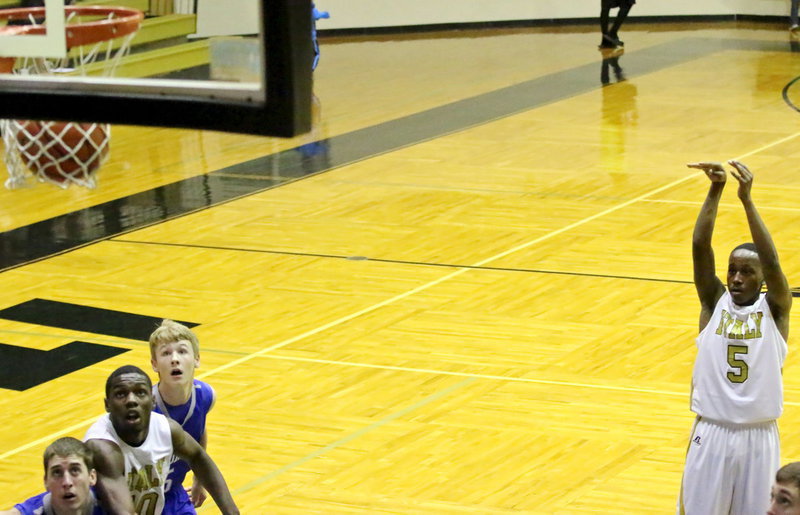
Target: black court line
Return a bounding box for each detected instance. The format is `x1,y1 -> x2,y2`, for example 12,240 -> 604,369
115,237 -> 694,286
0,37 -> 793,272
783,75 -> 800,113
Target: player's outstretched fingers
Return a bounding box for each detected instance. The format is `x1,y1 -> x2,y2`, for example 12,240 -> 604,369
688,162 -> 726,182
688,161 -> 725,172
728,160 -> 752,180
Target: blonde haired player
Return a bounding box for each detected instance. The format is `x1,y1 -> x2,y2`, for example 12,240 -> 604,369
149,320 -> 216,514
679,160 -> 792,514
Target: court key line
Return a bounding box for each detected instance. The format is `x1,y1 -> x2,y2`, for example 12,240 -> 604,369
2,133 -> 799,463
250,354 -> 800,407
259,354 -> 687,397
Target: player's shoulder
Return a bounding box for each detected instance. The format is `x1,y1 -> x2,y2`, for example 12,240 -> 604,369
14,492 -> 46,515
148,410 -> 174,443
193,379 -> 216,411
84,413 -> 115,442
193,378 -> 212,392
15,490 -> 103,515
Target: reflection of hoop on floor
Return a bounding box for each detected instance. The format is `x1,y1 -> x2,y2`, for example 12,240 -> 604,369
0,6 -> 143,189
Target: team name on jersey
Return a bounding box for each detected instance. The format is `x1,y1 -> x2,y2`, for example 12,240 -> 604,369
715,310 -> 764,340
127,457 -> 169,492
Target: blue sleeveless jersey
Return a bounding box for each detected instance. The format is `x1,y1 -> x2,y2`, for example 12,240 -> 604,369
15,491 -> 103,515
152,379 -> 215,513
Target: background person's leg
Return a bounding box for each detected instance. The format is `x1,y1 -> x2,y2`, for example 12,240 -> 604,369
599,0 -> 616,48
609,3 -> 632,45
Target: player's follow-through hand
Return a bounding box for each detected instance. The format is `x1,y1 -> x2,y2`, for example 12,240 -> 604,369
687,161 -> 726,182
727,159 -> 753,200
687,160 -> 754,199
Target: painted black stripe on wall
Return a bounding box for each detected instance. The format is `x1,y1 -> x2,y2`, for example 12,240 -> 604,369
0,299 -> 198,341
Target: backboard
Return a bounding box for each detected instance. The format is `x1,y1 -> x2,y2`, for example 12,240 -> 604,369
0,0 -> 312,137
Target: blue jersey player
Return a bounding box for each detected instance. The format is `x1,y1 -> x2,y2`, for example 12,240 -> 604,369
2,438 -> 101,515
149,320 -> 216,514
5,343 -> 223,515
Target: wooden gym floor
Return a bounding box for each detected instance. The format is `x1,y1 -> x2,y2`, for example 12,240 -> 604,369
3,19 -> 800,513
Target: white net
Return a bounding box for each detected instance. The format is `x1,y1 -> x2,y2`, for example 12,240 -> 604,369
1,9 -> 140,189
2,120 -> 110,189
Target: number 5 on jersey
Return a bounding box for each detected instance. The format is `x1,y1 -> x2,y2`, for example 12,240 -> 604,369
727,344 -> 749,383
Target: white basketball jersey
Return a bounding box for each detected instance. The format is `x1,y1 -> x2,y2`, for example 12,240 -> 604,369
84,412 -> 173,515
691,291 -> 787,423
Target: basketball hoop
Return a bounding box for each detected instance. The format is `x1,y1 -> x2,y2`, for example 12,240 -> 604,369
0,6 -> 144,189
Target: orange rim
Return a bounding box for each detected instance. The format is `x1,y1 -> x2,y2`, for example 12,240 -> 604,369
0,6 -> 144,48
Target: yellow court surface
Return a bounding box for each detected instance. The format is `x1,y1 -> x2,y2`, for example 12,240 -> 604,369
3,20 -> 800,513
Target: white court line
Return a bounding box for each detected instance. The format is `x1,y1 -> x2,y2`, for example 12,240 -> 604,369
2,133 -> 799,462
0,410 -> 103,461
263,353 -> 688,397
252,353 -> 800,407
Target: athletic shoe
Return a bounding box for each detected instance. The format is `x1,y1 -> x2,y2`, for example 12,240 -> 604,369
599,33 -> 621,49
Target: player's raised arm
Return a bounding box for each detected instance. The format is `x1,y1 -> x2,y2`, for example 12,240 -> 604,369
86,439 -> 137,515
728,160 -> 792,338
688,161 -> 727,329
168,419 -> 239,515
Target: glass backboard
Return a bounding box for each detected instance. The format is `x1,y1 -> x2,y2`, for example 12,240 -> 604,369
0,0 -> 312,137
